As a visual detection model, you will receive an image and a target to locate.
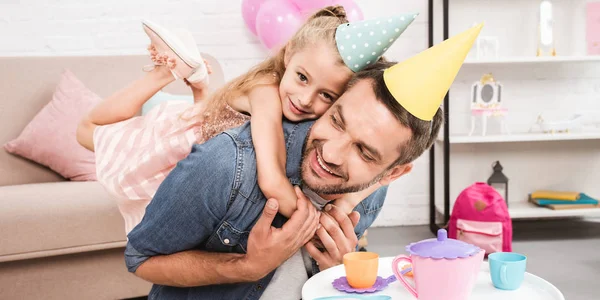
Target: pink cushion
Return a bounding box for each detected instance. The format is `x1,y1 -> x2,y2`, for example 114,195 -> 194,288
4,70 -> 99,181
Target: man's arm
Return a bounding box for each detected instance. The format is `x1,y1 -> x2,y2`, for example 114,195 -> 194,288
130,192 -> 319,287
125,135 -> 320,286
133,249 -> 249,287
125,136 -> 246,285
132,196 -> 302,287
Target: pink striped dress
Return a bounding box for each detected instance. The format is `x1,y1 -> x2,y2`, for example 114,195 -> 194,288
93,101 -> 249,234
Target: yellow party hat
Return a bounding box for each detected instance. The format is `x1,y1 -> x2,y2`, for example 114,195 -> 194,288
383,23 -> 483,121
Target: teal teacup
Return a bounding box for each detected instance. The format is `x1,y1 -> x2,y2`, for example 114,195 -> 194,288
488,252 -> 527,290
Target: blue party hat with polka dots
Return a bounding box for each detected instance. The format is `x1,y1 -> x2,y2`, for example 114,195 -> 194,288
335,13 -> 418,72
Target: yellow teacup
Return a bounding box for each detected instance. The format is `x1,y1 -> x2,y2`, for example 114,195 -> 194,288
343,252 -> 379,289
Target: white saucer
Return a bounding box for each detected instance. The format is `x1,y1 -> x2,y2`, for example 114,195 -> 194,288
302,256 -> 564,300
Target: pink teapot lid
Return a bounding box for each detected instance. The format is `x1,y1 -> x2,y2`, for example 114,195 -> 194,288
405,229 -> 481,259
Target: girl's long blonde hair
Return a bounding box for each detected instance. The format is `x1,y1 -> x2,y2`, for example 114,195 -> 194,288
199,5 -> 349,124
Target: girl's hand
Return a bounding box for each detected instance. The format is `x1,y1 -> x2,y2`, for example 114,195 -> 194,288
333,182 -> 383,214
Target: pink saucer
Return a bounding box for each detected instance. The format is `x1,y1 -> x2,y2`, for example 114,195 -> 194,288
332,275 -> 396,293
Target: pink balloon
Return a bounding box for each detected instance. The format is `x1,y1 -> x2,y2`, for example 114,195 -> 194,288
331,0 -> 363,22
241,0 -> 267,35
256,0 -> 303,50
288,0 -> 333,17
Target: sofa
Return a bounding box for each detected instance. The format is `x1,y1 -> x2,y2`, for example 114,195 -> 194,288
0,53 -> 225,299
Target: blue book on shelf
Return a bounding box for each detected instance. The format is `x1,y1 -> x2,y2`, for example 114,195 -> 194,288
532,193 -> 599,205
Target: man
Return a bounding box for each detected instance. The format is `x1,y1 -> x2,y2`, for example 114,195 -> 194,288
124,24 -> 482,299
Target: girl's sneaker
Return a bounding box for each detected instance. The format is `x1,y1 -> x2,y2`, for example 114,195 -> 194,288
142,19 -> 209,86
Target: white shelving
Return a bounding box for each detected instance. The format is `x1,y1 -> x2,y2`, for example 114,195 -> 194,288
508,202 -> 600,219
436,202 -> 600,220
464,55 -> 600,65
431,0 -> 600,226
437,131 -> 600,144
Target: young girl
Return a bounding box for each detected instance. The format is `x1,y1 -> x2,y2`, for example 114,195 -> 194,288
77,6 -> 411,233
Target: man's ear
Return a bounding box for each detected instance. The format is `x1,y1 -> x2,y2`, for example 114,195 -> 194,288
378,163 -> 413,186
284,44 -> 292,67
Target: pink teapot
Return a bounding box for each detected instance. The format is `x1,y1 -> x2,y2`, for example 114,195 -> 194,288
392,229 -> 485,300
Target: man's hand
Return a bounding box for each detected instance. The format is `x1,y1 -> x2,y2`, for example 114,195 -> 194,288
305,204 -> 361,271
243,186 -> 320,280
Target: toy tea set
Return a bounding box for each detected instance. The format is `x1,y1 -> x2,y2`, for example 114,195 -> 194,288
320,229 -> 527,300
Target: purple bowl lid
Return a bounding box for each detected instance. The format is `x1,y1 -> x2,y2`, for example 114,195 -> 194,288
405,229 -> 481,259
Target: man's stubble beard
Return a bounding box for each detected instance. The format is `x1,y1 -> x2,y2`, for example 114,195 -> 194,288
299,128 -> 385,195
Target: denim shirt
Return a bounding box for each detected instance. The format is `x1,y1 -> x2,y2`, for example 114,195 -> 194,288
124,120 -> 388,300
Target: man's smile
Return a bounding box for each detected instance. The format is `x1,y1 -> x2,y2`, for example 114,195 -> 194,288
309,146 -> 343,179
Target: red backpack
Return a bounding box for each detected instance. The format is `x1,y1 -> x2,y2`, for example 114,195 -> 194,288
448,182 -> 512,255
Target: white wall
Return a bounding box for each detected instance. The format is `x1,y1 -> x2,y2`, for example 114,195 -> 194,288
0,0 -> 433,226
6,0 -> 596,226
0,0 -> 428,87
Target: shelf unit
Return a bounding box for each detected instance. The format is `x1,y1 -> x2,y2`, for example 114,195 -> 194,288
427,0 -> 600,235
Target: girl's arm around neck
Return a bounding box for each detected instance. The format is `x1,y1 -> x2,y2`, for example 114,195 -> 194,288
247,84 -> 298,218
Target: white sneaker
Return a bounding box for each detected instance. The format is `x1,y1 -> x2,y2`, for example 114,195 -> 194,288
142,19 -> 209,85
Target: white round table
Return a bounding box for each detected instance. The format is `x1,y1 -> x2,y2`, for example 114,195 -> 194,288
302,256 -> 564,300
